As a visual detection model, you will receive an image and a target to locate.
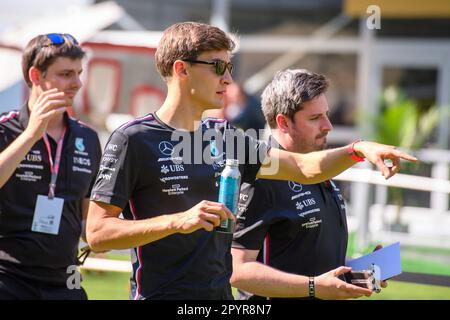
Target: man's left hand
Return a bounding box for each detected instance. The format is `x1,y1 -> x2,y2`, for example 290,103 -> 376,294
353,141 -> 417,179
373,244 -> 388,288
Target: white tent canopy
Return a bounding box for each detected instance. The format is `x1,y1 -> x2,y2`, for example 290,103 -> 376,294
0,1 -> 123,48
0,1 -> 125,96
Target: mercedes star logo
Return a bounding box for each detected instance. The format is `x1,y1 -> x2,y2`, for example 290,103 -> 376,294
159,141 -> 174,156
288,181 -> 303,193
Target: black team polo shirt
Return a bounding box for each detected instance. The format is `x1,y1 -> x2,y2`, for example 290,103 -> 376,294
0,104 -> 101,285
91,112 -> 269,300
232,137 -> 349,300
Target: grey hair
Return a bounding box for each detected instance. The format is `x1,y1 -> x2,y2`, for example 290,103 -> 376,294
261,69 -> 329,128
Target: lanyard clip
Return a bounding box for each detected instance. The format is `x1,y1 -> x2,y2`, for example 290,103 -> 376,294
48,183 -> 56,199
77,245 -> 92,266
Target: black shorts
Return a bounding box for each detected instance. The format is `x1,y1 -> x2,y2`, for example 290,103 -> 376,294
0,271 -> 88,300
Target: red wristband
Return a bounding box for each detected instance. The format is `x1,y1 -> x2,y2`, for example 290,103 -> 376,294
348,139 -> 365,162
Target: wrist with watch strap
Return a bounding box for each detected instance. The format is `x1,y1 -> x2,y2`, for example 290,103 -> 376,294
309,276 -> 315,298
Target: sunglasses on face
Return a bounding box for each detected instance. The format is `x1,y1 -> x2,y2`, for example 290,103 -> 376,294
183,59 -> 234,76
42,33 -> 79,47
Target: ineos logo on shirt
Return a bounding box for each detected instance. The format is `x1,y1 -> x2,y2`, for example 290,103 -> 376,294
288,181 -> 303,193
159,141 -> 174,156
73,157 -> 91,166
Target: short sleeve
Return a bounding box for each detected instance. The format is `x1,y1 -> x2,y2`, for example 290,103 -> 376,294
222,124 -> 270,185
232,180 -> 272,250
0,119 -> 13,153
90,129 -> 139,209
84,132 -> 102,198
242,131 -> 270,184
0,124 -> 8,152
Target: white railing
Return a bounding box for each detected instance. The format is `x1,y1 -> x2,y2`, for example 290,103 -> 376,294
335,168 -> 450,193
80,149 -> 450,272
81,257 -> 132,273
334,148 -> 450,251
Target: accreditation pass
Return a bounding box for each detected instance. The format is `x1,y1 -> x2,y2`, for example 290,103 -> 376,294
32,195 -> 64,235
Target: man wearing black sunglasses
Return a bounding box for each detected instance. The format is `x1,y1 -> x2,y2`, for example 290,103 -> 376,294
182,59 -> 234,76
0,34 -> 101,299
87,22 -> 415,300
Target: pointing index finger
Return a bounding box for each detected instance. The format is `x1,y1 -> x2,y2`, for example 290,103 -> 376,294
393,149 -> 418,162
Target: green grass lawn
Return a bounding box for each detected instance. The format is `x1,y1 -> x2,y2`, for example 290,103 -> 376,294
401,256 -> 450,276
82,270 -> 450,300
360,281 -> 450,300
82,270 -> 130,300
82,237 -> 450,300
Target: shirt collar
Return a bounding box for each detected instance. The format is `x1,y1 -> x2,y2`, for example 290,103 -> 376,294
269,135 -> 332,188
268,135 -> 286,151
19,101 -> 71,132
18,102 -> 30,130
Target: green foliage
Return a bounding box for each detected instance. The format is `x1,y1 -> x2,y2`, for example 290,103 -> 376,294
370,86 -> 439,150
360,87 -> 443,215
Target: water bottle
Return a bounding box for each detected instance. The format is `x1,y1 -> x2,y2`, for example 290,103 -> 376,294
216,159 -> 241,234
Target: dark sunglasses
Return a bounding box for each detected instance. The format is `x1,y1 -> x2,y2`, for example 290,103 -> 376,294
42,33 -> 79,47
183,59 -> 234,76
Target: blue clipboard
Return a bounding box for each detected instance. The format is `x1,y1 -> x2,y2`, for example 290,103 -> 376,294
346,242 -> 402,281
